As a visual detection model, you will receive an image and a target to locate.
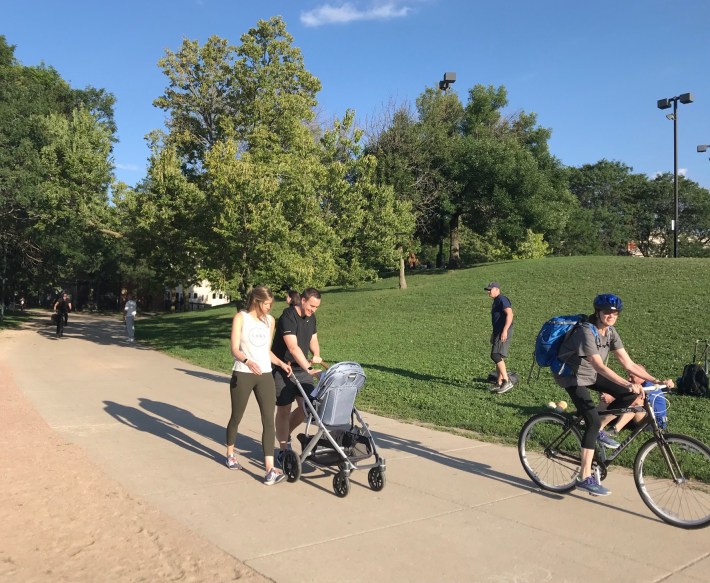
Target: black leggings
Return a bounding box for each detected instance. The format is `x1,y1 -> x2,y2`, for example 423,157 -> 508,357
565,376 -> 637,449
226,371 -> 277,458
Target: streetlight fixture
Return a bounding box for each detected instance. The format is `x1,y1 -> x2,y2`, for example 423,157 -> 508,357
439,72 -> 456,93
698,144 -> 710,161
657,92 -> 693,257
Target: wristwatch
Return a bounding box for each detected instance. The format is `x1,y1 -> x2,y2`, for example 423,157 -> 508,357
242,357 -> 248,364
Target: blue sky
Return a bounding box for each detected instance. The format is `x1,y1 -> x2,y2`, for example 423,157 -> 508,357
5,0 -> 710,190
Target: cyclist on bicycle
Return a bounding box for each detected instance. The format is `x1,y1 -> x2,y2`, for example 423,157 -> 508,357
554,293 -> 671,496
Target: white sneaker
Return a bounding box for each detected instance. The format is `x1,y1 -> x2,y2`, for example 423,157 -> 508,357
264,468 -> 286,485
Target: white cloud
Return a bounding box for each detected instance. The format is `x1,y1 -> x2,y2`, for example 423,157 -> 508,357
301,1 -> 412,27
651,168 -> 687,179
115,163 -> 141,172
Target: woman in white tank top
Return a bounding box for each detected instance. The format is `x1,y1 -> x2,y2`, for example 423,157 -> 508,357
225,286 -> 292,485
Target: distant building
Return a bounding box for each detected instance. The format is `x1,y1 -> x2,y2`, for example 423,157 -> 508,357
166,280 -> 230,311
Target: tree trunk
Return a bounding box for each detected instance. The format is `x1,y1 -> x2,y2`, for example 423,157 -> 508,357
436,216 -> 445,268
447,212 -> 462,269
398,247 -> 407,289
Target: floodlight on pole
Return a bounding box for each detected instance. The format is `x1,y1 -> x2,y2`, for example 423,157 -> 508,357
657,92 -> 694,258
439,72 -> 456,93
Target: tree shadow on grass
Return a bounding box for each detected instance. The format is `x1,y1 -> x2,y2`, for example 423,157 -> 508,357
361,362 -> 472,389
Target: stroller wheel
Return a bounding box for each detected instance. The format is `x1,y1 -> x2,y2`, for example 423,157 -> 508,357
283,450 -> 301,482
368,467 -> 386,491
333,471 -> 350,498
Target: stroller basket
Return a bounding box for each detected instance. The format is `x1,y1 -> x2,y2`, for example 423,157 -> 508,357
310,362 -> 366,426
297,428 -> 373,466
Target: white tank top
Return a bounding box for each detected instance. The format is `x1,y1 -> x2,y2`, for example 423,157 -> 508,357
232,311 -> 273,374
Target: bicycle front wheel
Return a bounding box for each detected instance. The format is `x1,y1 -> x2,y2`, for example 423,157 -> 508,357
634,434 -> 710,529
518,413 -> 582,492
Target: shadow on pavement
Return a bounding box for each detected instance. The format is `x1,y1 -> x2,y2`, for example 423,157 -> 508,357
174,368 -> 230,384
103,400 -> 223,462
371,429 -> 563,499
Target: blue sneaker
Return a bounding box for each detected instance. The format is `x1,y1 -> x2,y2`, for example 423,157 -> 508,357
597,430 -> 620,450
575,475 -> 611,496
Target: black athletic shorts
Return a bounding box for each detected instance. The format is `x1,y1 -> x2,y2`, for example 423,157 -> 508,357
273,367 -> 316,406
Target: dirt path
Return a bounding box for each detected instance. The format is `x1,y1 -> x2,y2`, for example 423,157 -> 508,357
0,355 -> 268,583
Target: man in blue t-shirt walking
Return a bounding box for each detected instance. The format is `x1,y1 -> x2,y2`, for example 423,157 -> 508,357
485,282 -> 514,394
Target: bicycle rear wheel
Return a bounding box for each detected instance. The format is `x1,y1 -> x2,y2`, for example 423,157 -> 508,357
634,434 -> 710,528
518,413 -> 582,492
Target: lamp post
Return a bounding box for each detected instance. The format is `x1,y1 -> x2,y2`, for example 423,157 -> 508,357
657,92 -> 693,257
434,73 -> 456,268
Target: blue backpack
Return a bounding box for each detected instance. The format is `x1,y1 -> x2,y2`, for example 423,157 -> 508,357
646,385 -> 668,429
534,314 -> 601,377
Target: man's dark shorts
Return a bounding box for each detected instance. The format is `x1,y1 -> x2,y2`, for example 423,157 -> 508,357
490,330 -> 512,358
274,367 -> 316,406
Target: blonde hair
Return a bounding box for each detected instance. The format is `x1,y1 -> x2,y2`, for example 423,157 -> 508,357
246,286 -> 274,318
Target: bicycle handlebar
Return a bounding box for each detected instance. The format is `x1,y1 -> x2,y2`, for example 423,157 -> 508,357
643,384 -> 669,392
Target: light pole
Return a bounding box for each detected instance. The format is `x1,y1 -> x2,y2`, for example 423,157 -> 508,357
657,92 -> 693,257
434,73 -> 456,268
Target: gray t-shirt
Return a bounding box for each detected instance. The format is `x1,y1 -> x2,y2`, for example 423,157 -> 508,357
554,324 -> 623,388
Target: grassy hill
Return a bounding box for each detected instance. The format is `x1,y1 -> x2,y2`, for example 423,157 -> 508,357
138,256 -> 710,464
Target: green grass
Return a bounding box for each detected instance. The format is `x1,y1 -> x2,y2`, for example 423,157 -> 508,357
137,256 -> 710,466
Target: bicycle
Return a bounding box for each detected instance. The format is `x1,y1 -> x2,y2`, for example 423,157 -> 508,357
518,385 -> 710,528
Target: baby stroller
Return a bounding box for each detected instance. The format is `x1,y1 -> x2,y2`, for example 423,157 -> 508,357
281,361 -> 386,497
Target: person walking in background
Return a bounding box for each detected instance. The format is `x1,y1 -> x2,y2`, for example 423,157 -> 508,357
485,282 -> 514,394
123,294 -> 137,342
226,286 -> 292,485
271,288 -> 323,466
53,292 -> 72,337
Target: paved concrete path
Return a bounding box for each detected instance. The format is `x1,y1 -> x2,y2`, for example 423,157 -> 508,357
2,311 -> 708,582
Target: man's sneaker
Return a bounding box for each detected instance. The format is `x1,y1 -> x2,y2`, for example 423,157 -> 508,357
597,430 -> 620,450
488,383 -> 502,393
225,453 -> 242,470
497,380 -> 514,394
264,468 -> 287,486
575,475 -> 611,496
277,438 -> 293,467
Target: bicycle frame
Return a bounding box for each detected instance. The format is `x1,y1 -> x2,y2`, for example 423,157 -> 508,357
579,388 -> 686,484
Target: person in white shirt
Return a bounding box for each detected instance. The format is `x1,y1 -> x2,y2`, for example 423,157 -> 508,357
226,286 -> 293,485
123,294 -> 137,342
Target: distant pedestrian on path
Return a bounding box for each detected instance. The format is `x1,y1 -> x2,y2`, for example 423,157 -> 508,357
123,294 -> 137,342
485,282 -> 514,394
226,286 -> 292,485
53,292 -> 72,337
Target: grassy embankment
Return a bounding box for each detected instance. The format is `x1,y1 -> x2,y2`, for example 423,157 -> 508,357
137,256 -> 710,467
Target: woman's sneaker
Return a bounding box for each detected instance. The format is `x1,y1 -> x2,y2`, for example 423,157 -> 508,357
264,468 -> 286,486
597,430 -> 620,449
575,475 -> 611,496
226,453 -> 242,470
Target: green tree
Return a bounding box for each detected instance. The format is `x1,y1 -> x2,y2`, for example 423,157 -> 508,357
141,20 -> 412,301
0,36 -> 116,306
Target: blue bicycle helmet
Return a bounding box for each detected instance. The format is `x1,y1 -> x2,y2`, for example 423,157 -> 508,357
593,293 -> 623,312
